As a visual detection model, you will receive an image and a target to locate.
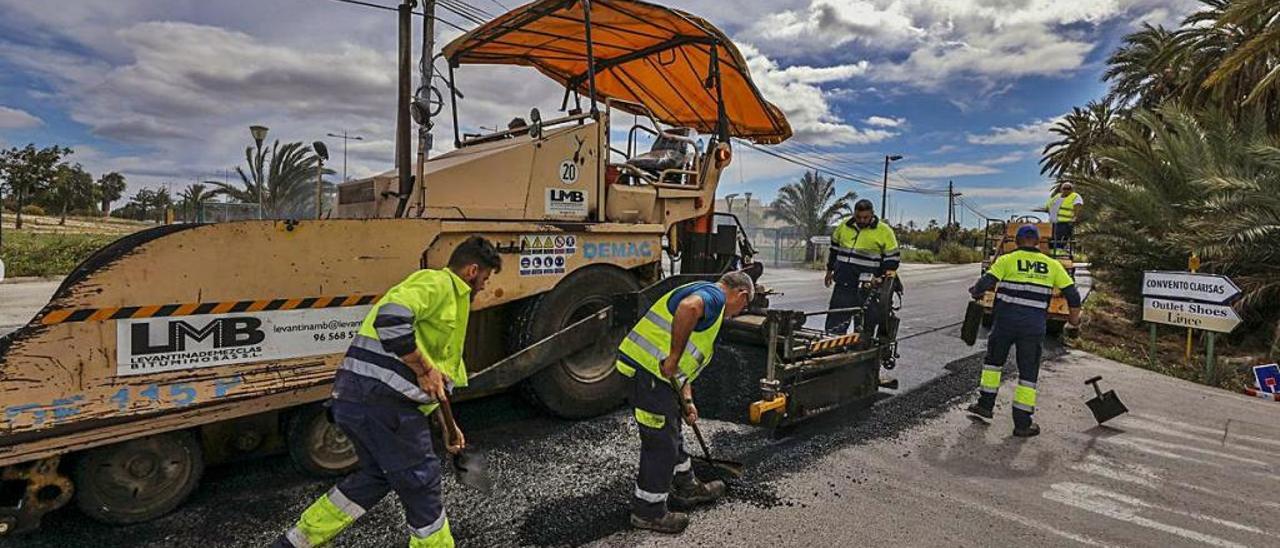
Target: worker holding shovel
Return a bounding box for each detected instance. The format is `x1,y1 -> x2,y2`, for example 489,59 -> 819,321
275,236 -> 501,548
615,271 -> 755,534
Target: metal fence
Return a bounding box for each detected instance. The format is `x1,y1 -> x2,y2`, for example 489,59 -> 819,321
744,227 -> 818,267
196,203 -> 266,223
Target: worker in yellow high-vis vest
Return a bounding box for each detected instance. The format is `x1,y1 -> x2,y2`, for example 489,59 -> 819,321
1043,182 -> 1083,253
615,271 -> 755,534
275,236 -> 502,548
966,225 -> 1081,437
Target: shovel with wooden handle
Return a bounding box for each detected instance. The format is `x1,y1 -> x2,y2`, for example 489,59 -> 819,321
668,378 -> 745,478
436,394 -> 492,493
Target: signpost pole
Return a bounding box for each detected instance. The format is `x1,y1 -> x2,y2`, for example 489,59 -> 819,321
1185,254 -> 1199,364
1149,323 -> 1158,369
1205,331 -> 1216,384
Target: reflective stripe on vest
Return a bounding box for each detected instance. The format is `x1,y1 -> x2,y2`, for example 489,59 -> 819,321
616,283 -> 724,382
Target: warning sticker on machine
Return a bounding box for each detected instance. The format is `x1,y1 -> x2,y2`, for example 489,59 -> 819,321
546,188 -> 588,218
115,306 -> 370,376
519,234 -> 576,276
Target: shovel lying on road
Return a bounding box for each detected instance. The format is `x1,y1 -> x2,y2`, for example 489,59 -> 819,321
669,379 -> 745,479
1084,376 -> 1129,425
437,395 -> 493,493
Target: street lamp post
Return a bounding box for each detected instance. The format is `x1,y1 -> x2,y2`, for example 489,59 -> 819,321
326,130 -> 365,183
743,191 -> 753,232
313,141 -> 330,220
881,154 -> 903,219
724,193 -> 739,213
250,125 -> 269,220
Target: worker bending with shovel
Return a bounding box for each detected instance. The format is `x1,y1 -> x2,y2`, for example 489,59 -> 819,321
276,236 -> 502,548
615,271 -> 755,534
966,225 -> 1080,437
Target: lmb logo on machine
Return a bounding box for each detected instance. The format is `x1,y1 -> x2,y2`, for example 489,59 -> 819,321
124,317 -> 266,371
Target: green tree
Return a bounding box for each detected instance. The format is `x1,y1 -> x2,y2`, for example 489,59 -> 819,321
1073,105 -> 1278,320
1040,100 -> 1117,179
178,183 -> 213,222
0,144 -> 70,229
1104,24 -> 1186,109
45,163 -> 97,225
211,140 -> 334,218
766,170 -> 857,261
98,172 -> 127,217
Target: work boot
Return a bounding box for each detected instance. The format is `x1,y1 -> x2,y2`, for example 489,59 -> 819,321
630,511 -> 689,534
671,474 -> 726,507
966,403 -> 993,422
1013,422 -> 1041,438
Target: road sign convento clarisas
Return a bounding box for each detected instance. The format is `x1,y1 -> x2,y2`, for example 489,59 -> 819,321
1141,271 -> 1242,333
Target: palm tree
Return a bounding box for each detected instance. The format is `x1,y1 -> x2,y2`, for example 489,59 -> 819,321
98,172 -> 127,217
1104,24 -> 1185,108
1201,0 -> 1280,128
210,140 -> 334,218
1073,105 -> 1278,320
767,170 -> 857,261
178,183 -> 213,222
1040,100 -> 1117,179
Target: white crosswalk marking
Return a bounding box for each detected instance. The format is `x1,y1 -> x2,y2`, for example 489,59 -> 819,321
1043,482 -> 1250,548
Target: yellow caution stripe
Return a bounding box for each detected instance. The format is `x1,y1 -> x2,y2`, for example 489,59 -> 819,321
809,333 -> 860,353
39,294 -> 382,326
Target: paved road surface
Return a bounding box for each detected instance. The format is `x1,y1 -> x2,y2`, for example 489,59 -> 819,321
605,351 -> 1280,548
10,263 -> 1264,548
0,279 -> 59,335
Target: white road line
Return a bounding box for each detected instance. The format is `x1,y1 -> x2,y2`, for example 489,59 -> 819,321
1044,483 -> 1248,548
1071,455 -> 1158,488
1119,417 -> 1278,458
1099,437 -> 1221,467
896,483 -> 1112,547
1123,436 -> 1270,468
1134,413 -> 1280,450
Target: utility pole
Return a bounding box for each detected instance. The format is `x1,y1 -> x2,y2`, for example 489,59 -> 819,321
881,154 -> 902,218
394,0 -> 414,217
946,181 -> 962,242
415,0 -> 437,216
326,130 -> 365,183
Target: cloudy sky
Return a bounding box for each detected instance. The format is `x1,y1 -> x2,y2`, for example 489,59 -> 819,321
0,0 -> 1202,225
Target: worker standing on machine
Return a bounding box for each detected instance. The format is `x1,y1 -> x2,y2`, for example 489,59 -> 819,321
615,271 -> 756,534
824,199 -> 900,336
1043,182 -> 1083,254
276,236 -> 502,548
966,225 -> 1081,437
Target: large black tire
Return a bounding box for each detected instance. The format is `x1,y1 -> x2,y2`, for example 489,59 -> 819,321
73,431 -> 204,525
286,403 -> 359,478
1046,319 -> 1066,336
510,266 -> 640,418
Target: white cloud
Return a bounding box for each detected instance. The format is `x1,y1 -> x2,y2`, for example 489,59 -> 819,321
930,144 -> 960,154
897,162 -> 1000,179
967,116 -> 1064,146
740,0 -> 1199,91
741,44 -> 893,145
0,106 -> 43,129
980,151 -> 1027,165
864,115 -> 905,128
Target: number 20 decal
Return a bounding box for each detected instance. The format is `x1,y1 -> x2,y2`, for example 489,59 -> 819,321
559,160 -> 579,185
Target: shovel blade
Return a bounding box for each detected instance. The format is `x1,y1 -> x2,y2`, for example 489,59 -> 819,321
453,451 -> 493,493
1085,390 -> 1129,425
696,456 -> 745,479
961,301 -> 983,346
